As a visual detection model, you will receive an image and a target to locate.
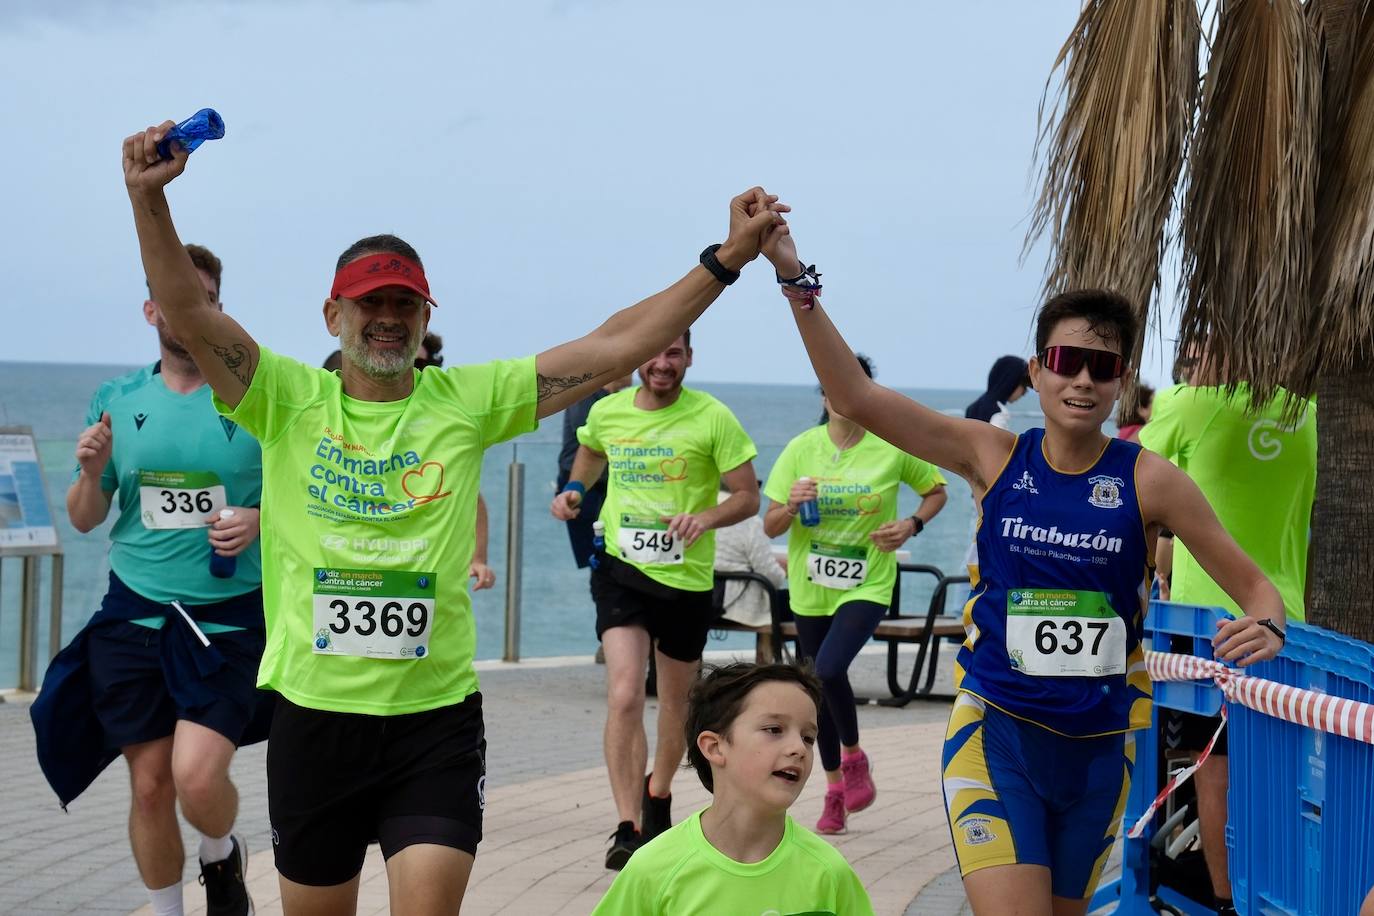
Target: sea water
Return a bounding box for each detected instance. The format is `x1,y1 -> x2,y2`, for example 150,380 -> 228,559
0,360 -> 1043,687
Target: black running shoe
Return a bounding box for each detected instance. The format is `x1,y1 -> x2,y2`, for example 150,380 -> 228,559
200,834 -> 254,916
605,820 -> 640,870
641,773 -> 672,843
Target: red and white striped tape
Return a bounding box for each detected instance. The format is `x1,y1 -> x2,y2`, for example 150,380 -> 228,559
1143,649 -> 1374,745
1127,650 -> 1374,839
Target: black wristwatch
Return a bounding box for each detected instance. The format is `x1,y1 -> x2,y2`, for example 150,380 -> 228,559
1257,618 -> 1286,643
699,244 -> 740,285
909,515 -> 925,535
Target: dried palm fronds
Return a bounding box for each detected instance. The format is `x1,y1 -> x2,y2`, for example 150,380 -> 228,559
1026,0 -> 1200,423
1177,0 -> 1320,410
1307,1 -> 1374,394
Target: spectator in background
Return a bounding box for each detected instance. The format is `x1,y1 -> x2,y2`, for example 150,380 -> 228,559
416,331 -> 444,368
712,481 -> 788,660
556,374 -> 634,568
964,355 -> 1029,429
1140,345 -> 1317,916
1116,383 -> 1155,442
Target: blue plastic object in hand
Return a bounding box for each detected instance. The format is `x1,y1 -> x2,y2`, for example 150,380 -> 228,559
157,108 -> 225,160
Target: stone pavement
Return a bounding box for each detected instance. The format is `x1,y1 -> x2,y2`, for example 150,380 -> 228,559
0,645 -> 1087,915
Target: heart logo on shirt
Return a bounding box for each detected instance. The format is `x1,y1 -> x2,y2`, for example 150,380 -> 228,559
402,461 -> 451,504
660,457 -> 688,481
856,493 -> 882,515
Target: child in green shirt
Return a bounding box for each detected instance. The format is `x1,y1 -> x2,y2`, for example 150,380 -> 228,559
592,662 -> 875,915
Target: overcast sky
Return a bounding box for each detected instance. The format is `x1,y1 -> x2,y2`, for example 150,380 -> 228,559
1,0 -> 1180,390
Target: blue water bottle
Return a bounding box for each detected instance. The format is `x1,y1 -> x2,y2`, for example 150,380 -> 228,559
157,108 -> 226,160
209,509 -> 236,579
590,520 -> 605,569
798,477 -> 821,528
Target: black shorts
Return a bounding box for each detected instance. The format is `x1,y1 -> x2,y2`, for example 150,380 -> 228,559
88,614 -> 266,750
267,692 -> 487,887
590,553 -> 716,662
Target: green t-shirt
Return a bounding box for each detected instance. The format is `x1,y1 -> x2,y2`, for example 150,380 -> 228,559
578,387 -> 757,592
1139,384 -> 1316,621
592,810 -> 874,916
764,427 -> 946,616
216,346 -> 537,715
76,363 -> 263,612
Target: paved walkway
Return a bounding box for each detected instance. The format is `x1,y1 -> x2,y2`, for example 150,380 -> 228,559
0,646 -> 1018,914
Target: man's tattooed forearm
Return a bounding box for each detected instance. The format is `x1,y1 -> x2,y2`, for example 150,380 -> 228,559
203,337 -> 253,387
537,371 -> 597,402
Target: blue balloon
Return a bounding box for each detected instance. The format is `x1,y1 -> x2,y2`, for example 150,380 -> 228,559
157,108 -> 226,160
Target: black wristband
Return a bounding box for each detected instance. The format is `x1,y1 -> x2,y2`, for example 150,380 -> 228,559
910,516 -> 924,535
700,244 -> 740,286
1257,617 -> 1286,643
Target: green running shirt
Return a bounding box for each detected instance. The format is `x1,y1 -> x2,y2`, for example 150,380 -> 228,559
577,386 -> 757,592
216,346 -> 536,715
77,363 -> 263,608
1139,384 -> 1316,621
592,810 -> 874,916
764,427 -> 946,616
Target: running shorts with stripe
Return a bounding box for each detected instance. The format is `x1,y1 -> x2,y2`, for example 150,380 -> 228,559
941,692 -> 1135,900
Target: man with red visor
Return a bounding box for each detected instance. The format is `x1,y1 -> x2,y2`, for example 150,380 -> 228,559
121,117 -> 785,915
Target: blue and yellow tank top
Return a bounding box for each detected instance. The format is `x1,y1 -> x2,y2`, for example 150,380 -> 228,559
955,428 -> 1151,736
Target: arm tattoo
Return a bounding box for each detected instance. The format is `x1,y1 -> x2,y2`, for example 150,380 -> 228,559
203,337 -> 253,387
537,370 -> 597,403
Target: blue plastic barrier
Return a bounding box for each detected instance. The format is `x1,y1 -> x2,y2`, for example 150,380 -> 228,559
1227,622 -> 1374,916
1090,601 -> 1227,916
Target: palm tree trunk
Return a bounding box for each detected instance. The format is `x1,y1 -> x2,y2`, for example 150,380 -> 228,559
1306,362 -> 1374,640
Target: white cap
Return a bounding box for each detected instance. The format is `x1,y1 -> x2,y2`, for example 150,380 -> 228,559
592,520 -> 605,533
219,509 -> 235,520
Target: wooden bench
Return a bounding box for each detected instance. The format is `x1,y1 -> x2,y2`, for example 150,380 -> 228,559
711,563 -> 970,706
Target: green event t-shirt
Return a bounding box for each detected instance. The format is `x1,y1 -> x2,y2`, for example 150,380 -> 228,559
764,427 -> 946,616
1139,384 -> 1316,621
578,387 -> 757,592
76,363 -> 263,611
592,809 -> 874,916
215,346 -> 536,715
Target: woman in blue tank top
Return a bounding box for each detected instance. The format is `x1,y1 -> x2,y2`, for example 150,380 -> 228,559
760,224 -> 1287,915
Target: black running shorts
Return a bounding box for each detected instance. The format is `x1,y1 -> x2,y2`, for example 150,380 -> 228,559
267,691 -> 486,887
590,554 -> 717,662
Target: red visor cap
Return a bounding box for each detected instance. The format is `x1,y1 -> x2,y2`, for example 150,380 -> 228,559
330,253 -> 438,307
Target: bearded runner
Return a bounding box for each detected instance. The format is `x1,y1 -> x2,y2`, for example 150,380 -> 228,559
121,113 -> 786,915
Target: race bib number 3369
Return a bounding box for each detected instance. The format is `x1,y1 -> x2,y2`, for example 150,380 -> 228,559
312,568 -> 435,660
1005,588 -> 1126,677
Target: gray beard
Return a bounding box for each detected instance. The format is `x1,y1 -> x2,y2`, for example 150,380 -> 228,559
340,330 -> 418,380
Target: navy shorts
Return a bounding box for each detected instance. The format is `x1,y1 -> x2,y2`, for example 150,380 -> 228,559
87,592 -> 266,750
942,692 -> 1135,899
267,692 -> 487,887
590,554 -> 716,662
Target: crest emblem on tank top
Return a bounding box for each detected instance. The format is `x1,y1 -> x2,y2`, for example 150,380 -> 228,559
1087,475 -> 1124,509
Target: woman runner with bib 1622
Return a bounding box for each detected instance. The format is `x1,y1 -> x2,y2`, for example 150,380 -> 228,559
762,353 -> 947,835
755,212 -> 1285,916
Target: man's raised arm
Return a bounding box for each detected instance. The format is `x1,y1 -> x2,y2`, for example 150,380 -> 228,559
532,187 -> 785,420
124,121 -> 259,408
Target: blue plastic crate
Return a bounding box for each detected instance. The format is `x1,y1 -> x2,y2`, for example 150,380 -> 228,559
1091,601 -> 1228,915
1227,622 -> 1374,916
1147,602 -> 1230,716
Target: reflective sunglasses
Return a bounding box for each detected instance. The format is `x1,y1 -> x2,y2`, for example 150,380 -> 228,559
1038,345 -> 1125,381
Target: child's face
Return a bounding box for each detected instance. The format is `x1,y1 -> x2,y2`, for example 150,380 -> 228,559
1029,318 -> 1130,434
716,681 -> 818,810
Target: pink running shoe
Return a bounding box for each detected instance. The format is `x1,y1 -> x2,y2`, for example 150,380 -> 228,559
817,787 -> 847,835
841,750 -> 876,813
